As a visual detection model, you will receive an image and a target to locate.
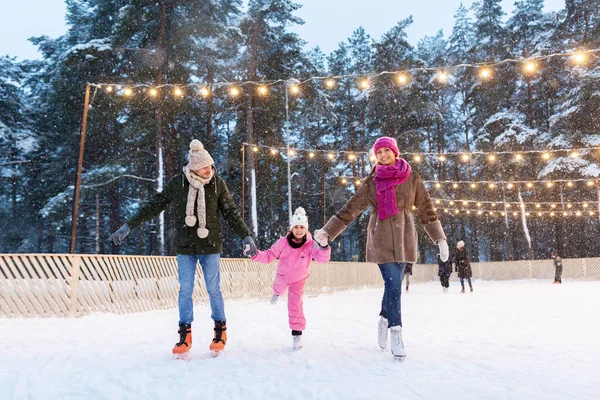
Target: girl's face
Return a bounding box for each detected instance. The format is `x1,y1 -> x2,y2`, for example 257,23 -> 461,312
375,147 -> 397,165
292,225 -> 306,239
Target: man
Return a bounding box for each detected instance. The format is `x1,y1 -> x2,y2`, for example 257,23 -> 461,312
109,139 -> 257,356
552,252 -> 562,284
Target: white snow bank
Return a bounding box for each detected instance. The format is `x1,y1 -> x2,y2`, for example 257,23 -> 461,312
1,280 -> 599,400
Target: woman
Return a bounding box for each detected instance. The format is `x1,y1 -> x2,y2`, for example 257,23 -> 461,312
314,136 -> 448,358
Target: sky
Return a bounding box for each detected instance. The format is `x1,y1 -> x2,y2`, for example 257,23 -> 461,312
1,0 -> 566,61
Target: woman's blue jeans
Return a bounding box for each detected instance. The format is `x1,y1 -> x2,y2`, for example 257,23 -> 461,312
378,262 -> 407,328
176,254 -> 225,324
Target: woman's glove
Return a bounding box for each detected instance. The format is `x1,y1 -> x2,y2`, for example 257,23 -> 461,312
437,239 -> 449,262
313,229 -> 329,247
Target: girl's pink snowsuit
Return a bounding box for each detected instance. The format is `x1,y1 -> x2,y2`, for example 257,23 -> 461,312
252,231 -> 331,331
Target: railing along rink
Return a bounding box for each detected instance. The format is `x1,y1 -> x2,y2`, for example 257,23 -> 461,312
1,254 -> 598,317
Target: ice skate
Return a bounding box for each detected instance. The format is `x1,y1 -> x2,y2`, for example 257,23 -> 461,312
470,284 -> 473,292
209,321 -> 227,355
292,330 -> 303,350
461,287 -> 465,293
443,287 -> 448,293
172,323 -> 192,358
390,326 -> 406,358
270,293 -> 280,305
378,316 -> 389,350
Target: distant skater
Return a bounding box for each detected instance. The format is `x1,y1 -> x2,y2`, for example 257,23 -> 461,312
404,263 -> 413,292
552,252 -> 562,284
437,254 -> 452,293
454,240 -> 473,293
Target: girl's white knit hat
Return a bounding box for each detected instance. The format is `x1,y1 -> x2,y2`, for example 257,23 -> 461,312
291,207 -> 309,229
456,240 -> 465,249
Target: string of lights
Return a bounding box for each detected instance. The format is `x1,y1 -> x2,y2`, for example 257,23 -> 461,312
436,208 -> 596,218
242,142 -> 600,164
89,48 -> 599,95
426,179 -> 599,189
431,198 -> 597,207
314,175 -> 598,188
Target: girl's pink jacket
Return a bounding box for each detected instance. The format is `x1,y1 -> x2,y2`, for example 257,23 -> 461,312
251,231 -> 331,283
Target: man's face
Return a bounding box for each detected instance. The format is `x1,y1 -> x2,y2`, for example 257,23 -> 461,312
192,165 -> 212,179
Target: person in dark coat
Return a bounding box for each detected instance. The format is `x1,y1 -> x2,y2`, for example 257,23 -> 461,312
454,240 -> 473,293
109,139 -> 257,357
404,263 -> 413,292
437,254 -> 452,293
552,252 -> 562,284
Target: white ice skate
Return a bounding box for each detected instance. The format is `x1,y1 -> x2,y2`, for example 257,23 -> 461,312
390,326 -> 406,358
378,316 -> 389,349
293,335 -> 303,350
269,294 -> 279,305
443,287 -> 449,293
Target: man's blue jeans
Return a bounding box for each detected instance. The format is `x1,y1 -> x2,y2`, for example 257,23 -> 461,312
378,262 -> 407,328
176,254 -> 225,324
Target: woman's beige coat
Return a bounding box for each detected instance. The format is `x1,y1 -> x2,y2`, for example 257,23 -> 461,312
322,170 -> 445,264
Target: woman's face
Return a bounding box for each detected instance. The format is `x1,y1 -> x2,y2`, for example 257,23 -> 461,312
375,147 -> 397,165
292,225 -> 306,239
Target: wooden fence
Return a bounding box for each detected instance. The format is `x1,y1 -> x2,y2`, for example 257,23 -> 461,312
1,254 -> 599,318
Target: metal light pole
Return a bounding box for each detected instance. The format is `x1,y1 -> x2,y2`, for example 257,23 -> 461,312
285,81 -> 292,225
70,83 -> 91,253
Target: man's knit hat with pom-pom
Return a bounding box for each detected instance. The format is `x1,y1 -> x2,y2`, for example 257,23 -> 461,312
188,139 -> 214,170
291,207 -> 309,230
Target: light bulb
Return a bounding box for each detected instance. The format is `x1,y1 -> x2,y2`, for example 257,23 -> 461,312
396,73 -> 409,85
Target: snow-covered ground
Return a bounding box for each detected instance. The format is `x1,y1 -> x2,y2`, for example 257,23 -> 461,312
1,280 -> 599,400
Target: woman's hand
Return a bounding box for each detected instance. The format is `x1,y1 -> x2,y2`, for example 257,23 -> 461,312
437,239 -> 449,262
313,229 -> 329,247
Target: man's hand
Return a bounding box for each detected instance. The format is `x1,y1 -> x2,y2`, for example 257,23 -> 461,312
108,224 -> 131,245
438,239 -> 449,262
242,236 -> 257,257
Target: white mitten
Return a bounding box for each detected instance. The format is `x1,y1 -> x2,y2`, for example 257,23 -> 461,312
313,229 -> 329,247
438,239 -> 449,262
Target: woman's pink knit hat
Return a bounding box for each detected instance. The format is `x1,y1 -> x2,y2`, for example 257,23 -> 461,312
373,136 -> 399,158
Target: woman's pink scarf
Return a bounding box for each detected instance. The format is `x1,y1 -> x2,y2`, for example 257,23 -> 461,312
374,158 -> 412,220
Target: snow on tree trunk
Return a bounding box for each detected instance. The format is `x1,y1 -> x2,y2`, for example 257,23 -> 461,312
251,168 -> 258,237
518,191 -> 531,249
158,144 -> 165,256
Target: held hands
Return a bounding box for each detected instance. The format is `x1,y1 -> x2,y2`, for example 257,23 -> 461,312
242,236 -> 258,257
437,239 -> 449,262
108,223 -> 131,245
313,229 -> 329,248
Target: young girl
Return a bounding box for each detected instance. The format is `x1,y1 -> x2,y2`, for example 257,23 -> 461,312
251,207 -> 331,349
